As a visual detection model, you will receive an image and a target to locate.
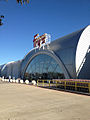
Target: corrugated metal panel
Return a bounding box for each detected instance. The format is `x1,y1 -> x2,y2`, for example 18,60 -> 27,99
1,60 -> 22,79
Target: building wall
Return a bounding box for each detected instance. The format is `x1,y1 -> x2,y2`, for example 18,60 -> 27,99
21,48 -> 70,79
77,47 -> 90,79
0,64 -> 5,77
0,26 -> 90,80
50,28 -> 85,78
1,60 -> 22,79
21,27 -> 85,79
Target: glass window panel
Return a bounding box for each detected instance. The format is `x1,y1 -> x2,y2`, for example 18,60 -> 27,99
55,65 -> 62,73
48,65 -> 53,72
24,54 -> 65,80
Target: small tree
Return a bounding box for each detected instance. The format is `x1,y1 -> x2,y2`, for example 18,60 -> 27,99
0,0 -> 29,4
0,0 -> 29,26
0,15 -> 4,26
17,0 -> 29,5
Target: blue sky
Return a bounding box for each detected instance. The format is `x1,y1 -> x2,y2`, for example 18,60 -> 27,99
0,0 -> 90,65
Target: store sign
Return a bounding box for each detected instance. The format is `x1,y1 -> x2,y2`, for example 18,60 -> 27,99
33,33 -> 51,48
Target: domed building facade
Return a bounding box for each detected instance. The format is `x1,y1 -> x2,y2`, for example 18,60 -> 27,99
0,25 -> 90,80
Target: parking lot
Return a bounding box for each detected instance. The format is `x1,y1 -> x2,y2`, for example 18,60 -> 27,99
0,81 -> 90,120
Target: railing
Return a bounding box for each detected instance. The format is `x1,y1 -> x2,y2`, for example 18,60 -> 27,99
37,79 -> 90,93
1,77 -> 90,94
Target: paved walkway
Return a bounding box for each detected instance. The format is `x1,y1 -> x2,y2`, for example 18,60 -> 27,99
0,81 -> 90,120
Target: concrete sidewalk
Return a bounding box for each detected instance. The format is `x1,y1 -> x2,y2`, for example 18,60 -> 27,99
0,81 -> 90,120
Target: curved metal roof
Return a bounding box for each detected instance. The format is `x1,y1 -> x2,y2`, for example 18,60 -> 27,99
21,27 -> 87,79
